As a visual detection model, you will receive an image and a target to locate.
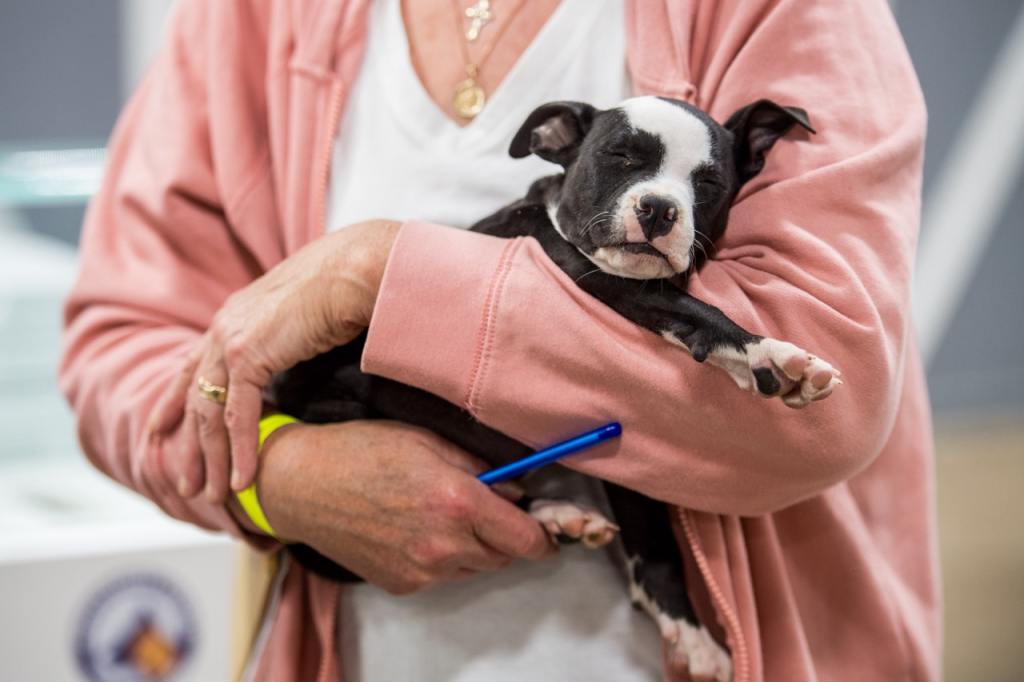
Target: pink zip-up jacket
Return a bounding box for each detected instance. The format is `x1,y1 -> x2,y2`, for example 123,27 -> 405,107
59,0 -> 940,680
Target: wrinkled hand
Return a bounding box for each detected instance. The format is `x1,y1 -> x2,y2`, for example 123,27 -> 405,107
240,420 -> 555,594
154,219 -> 401,501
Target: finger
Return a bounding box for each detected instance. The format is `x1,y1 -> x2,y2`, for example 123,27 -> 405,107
141,434 -> 195,522
147,343 -> 202,435
192,360 -> 231,503
223,379 -> 263,491
139,437 -> 178,517
470,488 -> 555,561
169,408 -> 206,497
151,344 -> 206,497
195,399 -> 231,502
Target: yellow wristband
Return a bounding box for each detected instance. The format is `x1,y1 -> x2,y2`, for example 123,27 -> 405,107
236,413 -> 299,538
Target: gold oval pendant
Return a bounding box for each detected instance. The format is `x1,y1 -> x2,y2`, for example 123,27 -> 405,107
453,78 -> 486,119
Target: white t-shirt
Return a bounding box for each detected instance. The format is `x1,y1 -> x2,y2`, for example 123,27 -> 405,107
326,1 -> 662,679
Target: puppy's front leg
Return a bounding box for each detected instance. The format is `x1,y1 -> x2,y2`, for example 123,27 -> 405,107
573,270 -> 841,408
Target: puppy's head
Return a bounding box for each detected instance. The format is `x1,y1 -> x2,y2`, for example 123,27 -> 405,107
510,96 -> 814,279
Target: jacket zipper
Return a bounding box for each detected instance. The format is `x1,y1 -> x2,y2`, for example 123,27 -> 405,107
311,81 -> 348,682
313,79 -> 348,241
678,507 -> 750,682
293,4 -> 370,670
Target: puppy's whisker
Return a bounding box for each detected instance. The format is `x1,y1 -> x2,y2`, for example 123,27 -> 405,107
694,240 -> 709,261
685,244 -> 697,277
693,229 -> 717,256
581,211 -> 614,237
574,267 -> 604,283
580,213 -> 604,232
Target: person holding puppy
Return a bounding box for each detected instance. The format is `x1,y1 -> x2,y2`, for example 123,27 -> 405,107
61,1 -> 939,680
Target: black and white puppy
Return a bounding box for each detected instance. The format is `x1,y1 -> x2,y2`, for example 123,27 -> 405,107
273,96 -> 840,682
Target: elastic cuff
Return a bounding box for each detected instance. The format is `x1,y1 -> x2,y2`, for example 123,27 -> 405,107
361,221 -> 517,413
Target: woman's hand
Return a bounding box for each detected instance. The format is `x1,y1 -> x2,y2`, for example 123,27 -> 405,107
159,219 -> 402,501
240,420 -> 555,594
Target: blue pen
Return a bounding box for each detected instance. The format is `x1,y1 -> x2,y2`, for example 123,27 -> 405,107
477,422 -> 622,485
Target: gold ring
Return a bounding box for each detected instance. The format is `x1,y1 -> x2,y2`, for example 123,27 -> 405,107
197,376 -> 228,405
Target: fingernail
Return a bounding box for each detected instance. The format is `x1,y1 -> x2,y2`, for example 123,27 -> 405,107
230,470 -> 242,491
204,485 -> 218,502
177,475 -> 190,496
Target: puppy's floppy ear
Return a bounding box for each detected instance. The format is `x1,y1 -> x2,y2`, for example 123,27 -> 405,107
725,99 -> 815,184
509,101 -> 597,166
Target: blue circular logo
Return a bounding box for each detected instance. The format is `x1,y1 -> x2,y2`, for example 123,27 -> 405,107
75,573 -> 197,682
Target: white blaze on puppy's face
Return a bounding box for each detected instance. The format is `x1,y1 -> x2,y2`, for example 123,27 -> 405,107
589,96 -> 714,279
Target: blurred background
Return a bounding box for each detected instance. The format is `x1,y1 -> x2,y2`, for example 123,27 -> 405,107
1,1 -> 1021,680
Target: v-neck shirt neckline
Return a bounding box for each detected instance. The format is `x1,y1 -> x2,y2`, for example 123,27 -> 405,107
382,0 -> 600,147
326,0 -> 631,232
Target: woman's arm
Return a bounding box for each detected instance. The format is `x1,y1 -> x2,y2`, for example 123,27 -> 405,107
59,0 -> 267,535
360,0 -> 927,515
59,1 -> 553,588
248,420 -> 552,594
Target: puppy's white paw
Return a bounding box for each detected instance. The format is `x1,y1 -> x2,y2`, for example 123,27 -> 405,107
709,337 -> 841,408
528,499 -> 619,548
659,616 -> 733,682
750,338 -> 842,408
627,555 -> 732,681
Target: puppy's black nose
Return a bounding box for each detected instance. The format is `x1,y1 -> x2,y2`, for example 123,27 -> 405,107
635,195 -> 678,240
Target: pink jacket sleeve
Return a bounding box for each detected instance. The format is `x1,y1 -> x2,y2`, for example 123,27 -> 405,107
362,0 -> 927,515
59,0 -> 276,541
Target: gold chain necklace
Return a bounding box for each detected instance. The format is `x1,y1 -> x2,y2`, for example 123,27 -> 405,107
450,0 -> 528,120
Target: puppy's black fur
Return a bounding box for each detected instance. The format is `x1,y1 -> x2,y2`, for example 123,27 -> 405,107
272,97 -> 814,664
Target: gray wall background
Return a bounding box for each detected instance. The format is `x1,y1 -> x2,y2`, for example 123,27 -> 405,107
1,0 -> 1021,416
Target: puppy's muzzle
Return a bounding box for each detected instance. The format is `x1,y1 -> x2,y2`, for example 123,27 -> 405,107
634,195 -> 678,240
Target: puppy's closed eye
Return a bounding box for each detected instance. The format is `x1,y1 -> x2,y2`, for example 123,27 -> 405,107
603,150 -> 642,169
693,171 -> 724,192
